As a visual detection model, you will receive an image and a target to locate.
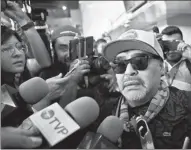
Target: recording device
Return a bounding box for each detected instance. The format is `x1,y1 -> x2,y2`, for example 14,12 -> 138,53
69,36 -> 94,60
77,116 -> 123,149
1,77 -> 49,127
31,8 -> 48,26
136,116 -> 155,149
69,36 -> 111,87
182,137 -> 190,149
29,97 -> 100,147
158,39 -> 182,62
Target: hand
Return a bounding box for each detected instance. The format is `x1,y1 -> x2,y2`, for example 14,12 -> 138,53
45,73 -> 72,101
1,12 -> 12,28
100,68 -> 117,92
33,73 -> 78,110
4,1 -> 31,27
67,58 -> 90,84
19,117 -> 40,133
1,126 -> 42,149
177,42 -> 191,60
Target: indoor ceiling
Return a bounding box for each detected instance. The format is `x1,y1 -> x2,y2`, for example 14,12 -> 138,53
29,0 -> 79,18
30,0 -> 79,9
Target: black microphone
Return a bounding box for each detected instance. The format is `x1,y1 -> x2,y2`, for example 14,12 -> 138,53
28,96 -> 100,147
78,116 -> 124,149
1,77 -> 49,127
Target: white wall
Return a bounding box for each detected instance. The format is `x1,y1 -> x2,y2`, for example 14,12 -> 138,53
80,1 -> 126,40
157,14 -> 191,45
108,1 -> 191,44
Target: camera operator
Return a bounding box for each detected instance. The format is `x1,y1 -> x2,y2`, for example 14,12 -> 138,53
38,26 -> 117,106
160,26 -> 191,91
38,25 -> 88,82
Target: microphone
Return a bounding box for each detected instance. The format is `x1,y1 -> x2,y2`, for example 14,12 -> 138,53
136,116 -> 155,149
78,116 -> 123,149
1,77 -> 49,127
182,137 -> 190,149
29,96 -> 100,147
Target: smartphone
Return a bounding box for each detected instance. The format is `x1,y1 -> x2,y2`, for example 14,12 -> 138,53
69,39 -> 79,61
85,36 -> 94,56
79,38 -> 85,58
162,40 -> 180,52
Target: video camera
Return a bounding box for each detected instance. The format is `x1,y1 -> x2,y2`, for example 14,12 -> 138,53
69,36 -> 111,87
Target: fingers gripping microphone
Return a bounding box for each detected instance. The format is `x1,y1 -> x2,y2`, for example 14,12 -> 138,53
1,77 -> 49,127
78,116 -> 124,149
29,97 -> 100,147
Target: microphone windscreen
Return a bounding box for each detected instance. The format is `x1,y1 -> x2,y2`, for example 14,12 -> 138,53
19,77 -> 49,104
64,96 -> 100,128
97,116 -> 123,143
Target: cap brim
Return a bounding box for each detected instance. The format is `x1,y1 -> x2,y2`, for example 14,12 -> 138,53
103,39 -> 160,61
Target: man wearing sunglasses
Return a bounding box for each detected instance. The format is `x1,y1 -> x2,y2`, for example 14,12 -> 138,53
101,29 -> 191,149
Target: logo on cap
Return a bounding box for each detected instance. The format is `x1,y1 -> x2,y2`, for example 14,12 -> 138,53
118,30 -> 138,40
41,109 -> 55,120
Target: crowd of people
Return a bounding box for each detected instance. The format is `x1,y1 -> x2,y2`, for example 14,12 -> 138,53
1,1 -> 191,149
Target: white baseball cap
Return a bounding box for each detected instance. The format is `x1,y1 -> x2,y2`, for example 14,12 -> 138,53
103,29 -> 164,61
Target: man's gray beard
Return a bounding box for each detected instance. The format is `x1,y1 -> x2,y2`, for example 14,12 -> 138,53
121,88 -> 147,105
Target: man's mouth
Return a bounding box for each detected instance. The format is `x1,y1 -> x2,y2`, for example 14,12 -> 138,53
13,60 -> 24,65
123,80 -> 141,87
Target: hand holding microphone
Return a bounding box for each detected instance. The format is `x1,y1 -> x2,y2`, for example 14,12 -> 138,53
45,73 -> 70,101
1,77 -> 49,127
34,74 -> 78,111
1,126 -> 42,149
28,96 -> 100,147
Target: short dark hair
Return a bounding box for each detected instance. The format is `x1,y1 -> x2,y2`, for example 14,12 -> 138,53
96,38 -> 107,44
94,38 -> 107,49
161,26 -> 183,40
1,25 -> 22,45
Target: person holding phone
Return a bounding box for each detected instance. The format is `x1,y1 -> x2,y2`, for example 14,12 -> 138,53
161,26 -> 191,91
39,25 -> 90,83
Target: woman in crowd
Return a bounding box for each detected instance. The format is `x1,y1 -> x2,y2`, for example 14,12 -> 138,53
1,25 -> 31,88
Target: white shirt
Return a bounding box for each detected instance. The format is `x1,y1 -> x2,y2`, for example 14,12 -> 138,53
163,58 -> 191,91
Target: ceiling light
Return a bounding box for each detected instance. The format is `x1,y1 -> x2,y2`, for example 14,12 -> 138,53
62,5 -> 67,10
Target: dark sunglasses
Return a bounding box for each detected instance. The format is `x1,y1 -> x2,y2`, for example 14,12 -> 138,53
113,53 -> 161,74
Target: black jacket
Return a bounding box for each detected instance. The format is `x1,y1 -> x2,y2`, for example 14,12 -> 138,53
51,86 -> 191,149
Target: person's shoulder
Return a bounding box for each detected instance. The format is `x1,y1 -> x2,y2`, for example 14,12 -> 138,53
169,86 -> 191,98
169,86 -> 191,110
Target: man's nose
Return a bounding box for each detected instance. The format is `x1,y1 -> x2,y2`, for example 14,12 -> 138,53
124,63 -> 138,76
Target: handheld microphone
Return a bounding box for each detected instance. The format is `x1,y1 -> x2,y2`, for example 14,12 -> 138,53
1,77 -> 49,127
78,116 -> 123,149
136,116 -> 155,149
29,96 -> 100,147
182,137 -> 190,149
